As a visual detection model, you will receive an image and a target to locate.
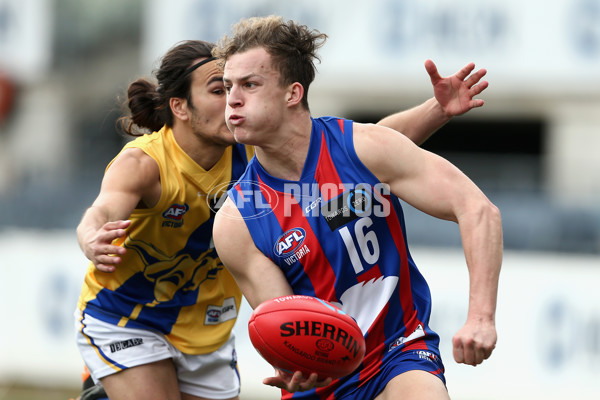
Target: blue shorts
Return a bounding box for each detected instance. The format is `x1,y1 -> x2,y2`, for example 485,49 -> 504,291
288,346 -> 446,399
346,348 -> 446,399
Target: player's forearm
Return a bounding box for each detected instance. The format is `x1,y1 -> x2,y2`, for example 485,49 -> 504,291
376,97 -> 450,146
231,262 -> 294,309
459,202 -> 503,321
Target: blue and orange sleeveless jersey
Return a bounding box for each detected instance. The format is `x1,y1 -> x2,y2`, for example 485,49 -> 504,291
228,117 -> 442,399
77,126 -> 254,355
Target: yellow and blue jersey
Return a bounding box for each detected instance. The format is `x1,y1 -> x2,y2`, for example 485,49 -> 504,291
77,126 -> 253,355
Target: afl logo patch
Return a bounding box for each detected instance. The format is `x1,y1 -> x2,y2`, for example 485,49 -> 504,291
274,228 -> 306,257
162,203 -> 189,220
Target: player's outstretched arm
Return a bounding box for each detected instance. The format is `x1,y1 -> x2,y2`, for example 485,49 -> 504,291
354,122 -> 502,366
77,148 -> 159,272
377,59 -> 488,145
214,199 -> 334,392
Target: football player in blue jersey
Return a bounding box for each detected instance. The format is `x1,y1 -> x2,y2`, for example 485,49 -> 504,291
213,16 -> 501,400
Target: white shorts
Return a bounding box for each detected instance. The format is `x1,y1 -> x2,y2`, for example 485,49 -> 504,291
74,309 -> 240,399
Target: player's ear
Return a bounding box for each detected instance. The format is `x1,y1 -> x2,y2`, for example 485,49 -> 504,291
170,97 -> 189,121
286,82 -> 304,107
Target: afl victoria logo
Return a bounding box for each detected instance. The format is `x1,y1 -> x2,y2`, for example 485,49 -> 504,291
274,228 -> 306,257
162,203 -> 189,220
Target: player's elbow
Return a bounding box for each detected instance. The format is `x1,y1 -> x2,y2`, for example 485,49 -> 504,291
473,197 -> 503,234
459,195 -> 502,230
483,199 -> 502,226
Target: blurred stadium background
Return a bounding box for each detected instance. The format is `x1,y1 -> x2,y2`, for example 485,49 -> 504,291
0,0 -> 599,399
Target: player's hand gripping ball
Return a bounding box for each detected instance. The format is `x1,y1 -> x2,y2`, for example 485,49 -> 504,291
248,295 -> 366,380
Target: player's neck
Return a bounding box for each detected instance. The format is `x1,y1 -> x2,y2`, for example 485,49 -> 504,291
255,113 -> 312,181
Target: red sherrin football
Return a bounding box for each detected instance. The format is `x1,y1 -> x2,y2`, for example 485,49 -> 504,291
248,295 -> 365,380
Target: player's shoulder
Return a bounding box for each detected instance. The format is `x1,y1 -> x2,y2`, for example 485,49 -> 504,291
353,120 -> 410,148
111,147 -> 158,172
104,147 -> 160,195
213,197 -> 252,261
214,197 -> 244,229
352,120 -> 387,134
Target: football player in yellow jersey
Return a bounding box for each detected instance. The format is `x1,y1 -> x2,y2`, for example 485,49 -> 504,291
73,39 -> 488,400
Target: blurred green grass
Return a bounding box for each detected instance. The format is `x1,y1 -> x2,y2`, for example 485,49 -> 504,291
0,384 -> 80,400
0,384 -> 270,400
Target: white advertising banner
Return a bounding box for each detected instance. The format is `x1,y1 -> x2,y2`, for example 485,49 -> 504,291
142,0 -> 600,96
